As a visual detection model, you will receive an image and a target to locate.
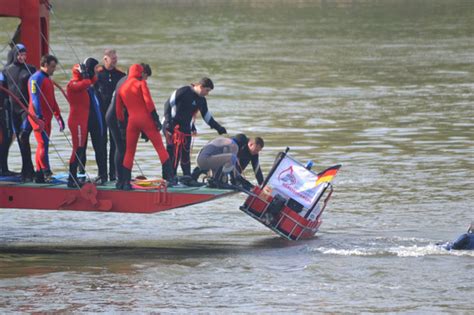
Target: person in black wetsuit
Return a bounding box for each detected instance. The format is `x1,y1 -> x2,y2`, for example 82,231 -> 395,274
91,49 -> 126,183
105,63 -> 152,189
163,77 -> 227,178
0,48 -> 15,176
0,68 -> 14,176
2,44 -> 36,181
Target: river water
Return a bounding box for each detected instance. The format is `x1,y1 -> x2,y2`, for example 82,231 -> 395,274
0,0 -> 473,313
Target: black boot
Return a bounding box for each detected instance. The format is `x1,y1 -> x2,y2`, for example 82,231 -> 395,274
67,163 -> 81,188
208,167 -> 221,188
208,167 -> 233,189
115,165 -> 124,189
20,171 -> 34,183
43,170 -> 53,183
162,159 -> 178,187
75,147 -> 87,185
34,170 -> 45,183
122,167 -> 133,191
230,172 -> 254,191
213,167 -> 226,185
93,175 -> 107,186
191,167 -> 203,181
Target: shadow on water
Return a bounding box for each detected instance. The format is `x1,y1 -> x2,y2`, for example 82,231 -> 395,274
0,237 -> 314,279
0,235 -> 306,258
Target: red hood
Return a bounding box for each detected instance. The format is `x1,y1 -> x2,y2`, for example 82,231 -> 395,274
71,64 -> 83,80
128,64 -> 143,79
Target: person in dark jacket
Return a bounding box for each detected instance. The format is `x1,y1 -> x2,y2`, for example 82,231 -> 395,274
106,74 -> 127,189
233,133 -> 265,186
3,44 -> 36,181
163,77 -> 227,177
0,69 -> 14,176
93,49 -> 126,182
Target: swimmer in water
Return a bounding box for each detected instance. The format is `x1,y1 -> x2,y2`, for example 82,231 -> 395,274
443,222 -> 474,250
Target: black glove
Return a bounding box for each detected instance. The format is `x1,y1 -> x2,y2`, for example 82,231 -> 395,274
79,63 -> 89,79
191,123 -> 197,134
150,110 -> 162,131
216,125 -> 227,135
141,132 -> 149,142
164,120 -> 174,134
209,118 -> 226,135
57,115 -> 65,132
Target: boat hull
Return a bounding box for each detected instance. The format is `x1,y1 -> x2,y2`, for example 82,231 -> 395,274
0,182 -> 236,213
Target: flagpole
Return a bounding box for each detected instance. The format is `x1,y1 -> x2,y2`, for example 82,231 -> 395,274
260,147 -> 290,188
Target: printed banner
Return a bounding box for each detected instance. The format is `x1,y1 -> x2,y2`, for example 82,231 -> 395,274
268,156 -> 326,209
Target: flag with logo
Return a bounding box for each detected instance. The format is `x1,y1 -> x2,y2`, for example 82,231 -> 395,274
267,156 -> 341,209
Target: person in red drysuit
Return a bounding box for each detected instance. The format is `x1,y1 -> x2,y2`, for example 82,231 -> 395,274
28,54 -> 65,183
66,60 -> 99,188
115,63 -> 176,190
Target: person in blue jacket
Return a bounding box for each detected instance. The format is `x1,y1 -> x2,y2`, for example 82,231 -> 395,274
444,223 -> 474,250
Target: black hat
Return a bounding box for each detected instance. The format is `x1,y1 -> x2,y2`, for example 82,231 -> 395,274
83,57 -> 99,78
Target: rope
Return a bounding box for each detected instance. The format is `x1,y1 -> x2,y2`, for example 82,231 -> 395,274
134,159 -> 145,178
40,31 -> 73,81
172,125 -> 192,169
0,85 -> 43,128
48,6 -> 82,66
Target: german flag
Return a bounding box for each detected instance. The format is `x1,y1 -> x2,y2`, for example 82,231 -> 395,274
315,164 -> 341,186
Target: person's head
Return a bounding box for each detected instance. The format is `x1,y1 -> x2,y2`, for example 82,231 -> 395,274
14,43 -> 27,64
71,63 -> 82,80
128,63 -> 144,79
83,57 -> 99,78
193,77 -> 214,97
140,63 -> 152,80
40,54 -> 58,76
103,48 -> 118,70
248,137 -> 264,155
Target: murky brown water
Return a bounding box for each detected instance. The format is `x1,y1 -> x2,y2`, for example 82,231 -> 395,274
1,0 -> 473,312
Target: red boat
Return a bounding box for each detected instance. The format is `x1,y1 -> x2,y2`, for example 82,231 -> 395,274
0,179 -> 236,213
1,1 -> 342,240
0,0 -> 238,213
